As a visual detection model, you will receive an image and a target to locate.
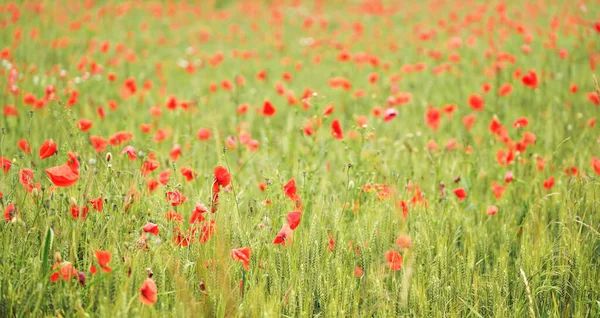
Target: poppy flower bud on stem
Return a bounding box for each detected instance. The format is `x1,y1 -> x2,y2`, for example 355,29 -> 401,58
106,152 -> 112,162
78,271 -> 86,286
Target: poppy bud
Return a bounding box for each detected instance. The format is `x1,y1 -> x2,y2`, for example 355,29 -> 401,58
78,271 -> 86,286
106,152 -> 112,162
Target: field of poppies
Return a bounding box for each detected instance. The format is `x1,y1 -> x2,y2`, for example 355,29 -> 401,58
1,0 -> 600,317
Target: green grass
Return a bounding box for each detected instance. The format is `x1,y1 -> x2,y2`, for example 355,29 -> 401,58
0,0 -> 599,317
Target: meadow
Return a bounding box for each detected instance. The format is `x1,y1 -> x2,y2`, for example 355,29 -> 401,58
1,0 -> 600,317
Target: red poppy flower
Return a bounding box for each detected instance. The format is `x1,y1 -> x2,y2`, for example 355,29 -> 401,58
39,139 -> 57,159
45,152 -> 79,187
588,92 -> 600,105
18,139 -> 31,154
286,211 -> 302,230
158,170 -> 171,185
331,119 -> 343,140
468,94 -> 484,111
425,108 -> 441,130
109,131 -> 133,146
489,118 -> 503,135
89,196 -> 103,212
504,171 -> 514,183
77,119 -> 93,132
164,210 -> 184,222
273,224 -> 293,246
181,167 -> 197,182
140,278 -> 157,306
262,100 -> 276,117
170,144 -> 181,161
355,267 -> 363,277
213,166 -> 231,194
487,205 -> 498,216
142,222 -> 159,236
521,70 -> 538,89
512,117 -> 529,128
121,145 -> 137,160
4,105 -> 18,117
462,114 -> 476,131
543,177 -> 555,190
283,178 -> 298,200
166,190 -> 186,206
89,136 -> 109,153
141,160 -> 159,176
199,220 -> 216,243
498,83 -> 512,96
492,182 -> 506,200
384,108 -> 398,122
19,168 -> 34,189
50,261 -> 78,282
396,235 -> 411,250
385,250 -> 403,271
453,188 -> 467,202
592,157 -> 600,176
190,202 -> 207,224
93,250 -> 112,273
231,247 -> 251,270
71,205 -> 89,220
4,203 -> 16,222
0,157 -> 11,173
328,234 -> 335,252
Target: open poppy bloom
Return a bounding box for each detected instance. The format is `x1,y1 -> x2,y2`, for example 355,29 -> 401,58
331,119 -> 344,140
385,250 -> 403,271
286,211 -> 302,230
396,235 -> 411,250
591,157 -> 600,176
121,145 -> 137,160
166,190 -> 186,206
50,253 -> 78,283
262,100 -> 277,116
190,202 -> 207,224
180,167 -> 197,182
39,139 -> 57,159
212,166 -> 231,195
4,203 -> 16,222
142,222 -> 159,236
71,204 -> 89,220
328,234 -> 335,252
0,157 -> 11,173
18,139 -> 31,154
543,177 -> 555,190
453,188 -> 467,202
231,247 -> 251,270
487,205 -> 498,216
45,152 -> 79,187
140,274 -> 157,306
90,250 -> 112,274
273,224 -> 293,246
355,267 -> 364,277
199,220 -> 216,243
89,196 -> 103,212
283,178 -> 298,201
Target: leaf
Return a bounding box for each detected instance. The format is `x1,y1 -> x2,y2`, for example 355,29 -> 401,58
41,227 -> 54,276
